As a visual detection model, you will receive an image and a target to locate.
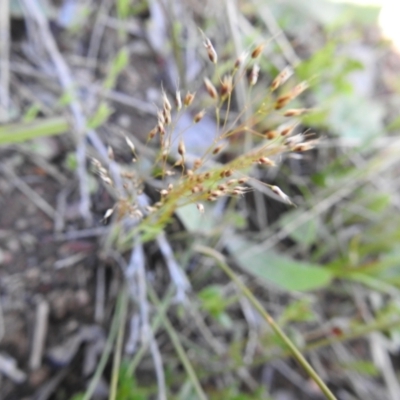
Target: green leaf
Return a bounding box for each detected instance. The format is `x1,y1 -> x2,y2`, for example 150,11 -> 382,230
340,361 -> 379,377
0,117 -> 68,145
87,103 -> 114,129
279,210 -> 318,246
328,95 -> 384,142
176,203 -> 217,234
228,236 -> 332,291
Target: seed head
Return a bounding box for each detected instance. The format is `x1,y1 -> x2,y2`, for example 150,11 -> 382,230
249,64 -> 260,86
103,208 -> 114,220
162,90 -> 172,112
280,124 -> 296,137
194,109 -> 206,123
283,108 -> 309,117
270,66 -> 293,91
125,136 -> 135,153
107,146 -> 114,160
192,185 -> 201,194
148,126 -> 158,140
196,203 -> 205,213
178,140 -> 186,157
193,159 -> 202,170
175,90 -> 182,110
234,52 -> 247,70
204,77 -> 218,100
184,91 -> 195,107
251,44 -> 264,59
275,94 -> 292,110
258,157 -> 274,166
157,110 -> 165,125
157,121 -> 165,136
203,37 -> 218,64
223,169 -> 233,177
262,130 -> 276,140
160,189 -> 169,197
238,177 -> 248,184
212,144 -> 224,155
220,75 -> 233,98
211,190 -> 224,198
270,185 -> 293,204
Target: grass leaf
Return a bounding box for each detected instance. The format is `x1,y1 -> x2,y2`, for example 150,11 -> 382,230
0,117 -> 69,145
228,236 -> 333,291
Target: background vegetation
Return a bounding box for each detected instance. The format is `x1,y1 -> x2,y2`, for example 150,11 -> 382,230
1,0 -> 400,399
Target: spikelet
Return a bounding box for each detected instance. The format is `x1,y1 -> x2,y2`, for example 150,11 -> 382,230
234,52 -> 247,70
220,75 -> 233,99
249,64 -> 260,86
251,44 -> 264,59
196,203 -> 204,213
283,108 -> 310,117
184,91 -> 195,107
270,66 -> 293,91
203,37 -> 218,64
204,77 -> 218,100
193,109 -> 206,123
175,90 -> 182,110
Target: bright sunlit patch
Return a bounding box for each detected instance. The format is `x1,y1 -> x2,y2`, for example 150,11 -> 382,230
379,1 -> 400,50
329,0 -> 400,50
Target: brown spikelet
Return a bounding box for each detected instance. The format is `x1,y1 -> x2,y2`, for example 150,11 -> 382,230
163,108 -> 171,125
234,52 -> 247,70
251,44 -> 264,59
194,109 -> 206,123
224,169 -> 233,177
184,91 -> 195,107
275,94 -> 292,110
178,140 -> 186,157
157,122 -> 165,136
258,157 -> 274,166
148,126 -> 158,140
270,66 -> 293,91
204,77 -> 218,100
283,108 -> 309,117
162,90 -> 172,112
192,185 -> 201,194
203,37 -> 218,64
280,124 -> 296,137
212,144 -> 224,155
264,130 -> 278,140
193,159 -> 202,170
220,75 -> 233,98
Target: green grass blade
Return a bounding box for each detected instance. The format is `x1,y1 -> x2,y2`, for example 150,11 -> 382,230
0,116 -> 69,145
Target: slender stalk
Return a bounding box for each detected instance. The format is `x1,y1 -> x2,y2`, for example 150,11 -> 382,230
195,245 -> 337,400
148,286 -> 208,400
82,288 -> 127,400
109,286 -> 128,400
127,287 -> 174,376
